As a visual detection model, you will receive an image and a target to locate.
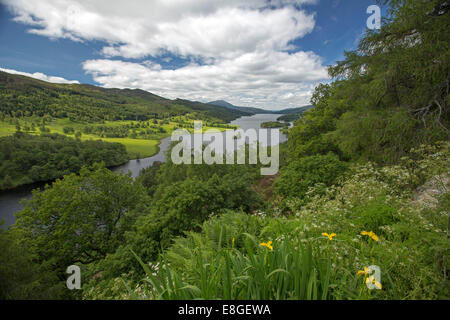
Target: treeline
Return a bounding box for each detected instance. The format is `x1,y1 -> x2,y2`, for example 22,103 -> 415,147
0,71 -> 247,123
78,123 -> 166,139
260,121 -> 290,129
276,105 -> 313,122
0,132 -> 128,190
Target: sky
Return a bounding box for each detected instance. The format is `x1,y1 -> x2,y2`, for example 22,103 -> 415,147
0,0 -> 386,110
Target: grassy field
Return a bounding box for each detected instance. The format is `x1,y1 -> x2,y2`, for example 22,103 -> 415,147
95,137 -> 160,158
0,117 -> 237,159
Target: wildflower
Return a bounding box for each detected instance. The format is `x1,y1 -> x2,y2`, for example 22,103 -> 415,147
366,275 -> 382,290
357,267 -> 371,276
361,231 -> 379,242
260,241 -> 273,251
322,233 -> 337,241
232,237 -> 235,245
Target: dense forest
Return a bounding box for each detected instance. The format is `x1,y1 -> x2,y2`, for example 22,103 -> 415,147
0,0 -> 449,300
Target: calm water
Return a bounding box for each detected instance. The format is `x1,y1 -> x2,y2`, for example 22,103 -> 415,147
0,114 -> 287,228
112,136 -> 172,178
0,184 -> 35,228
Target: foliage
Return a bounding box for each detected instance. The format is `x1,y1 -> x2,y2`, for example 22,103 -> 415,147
2,0 -> 450,301
277,144 -> 449,299
287,0 -> 449,164
111,144 -> 449,300
13,164 -> 149,278
79,154 -> 265,294
136,161 -> 163,196
0,70 -> 247,123
136,229 -> 334,300
353,201 -> 398,235
0,132 -> 129,189
274,153 -> 348,199
276,105 -> 313,122
260,121 -> 290,129
0,228 -> 67,299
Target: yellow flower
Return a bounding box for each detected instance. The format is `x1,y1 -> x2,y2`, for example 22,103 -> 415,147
366,275 -> 382,290
232,237 -> 235,245
259,241 -> 273,251
357,267 -> 371,276
361,231 -> 379,242
322,233 -> 337,241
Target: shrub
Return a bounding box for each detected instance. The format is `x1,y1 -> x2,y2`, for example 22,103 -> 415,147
274,153 -> 347,199
352,201 -> 398,234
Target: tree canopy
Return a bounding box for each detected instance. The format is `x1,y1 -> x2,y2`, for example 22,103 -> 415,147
288,0 -> 449,164
13,164 -> 150,269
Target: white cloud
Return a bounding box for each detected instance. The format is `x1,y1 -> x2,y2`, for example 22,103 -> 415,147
83,50 -> 326,109
3,0 -> 317,59
3,0 -> 328,109
0,67 -> 80,84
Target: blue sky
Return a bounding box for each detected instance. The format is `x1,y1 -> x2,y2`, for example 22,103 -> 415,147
0,0 -> 386,109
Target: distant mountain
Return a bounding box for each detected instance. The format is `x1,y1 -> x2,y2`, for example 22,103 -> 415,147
207,100 -> 236,109
0,71 -> 248,123
208,100 -> 272,114
275,105 -> 313,114
276,105 -> 314,122
208,100 -> 313,117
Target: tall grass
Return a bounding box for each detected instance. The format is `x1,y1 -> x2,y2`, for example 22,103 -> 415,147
131,233 -> 335,300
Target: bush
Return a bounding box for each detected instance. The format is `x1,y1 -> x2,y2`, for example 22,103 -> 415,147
352,201 -> 398,234
62,126 -> 75,134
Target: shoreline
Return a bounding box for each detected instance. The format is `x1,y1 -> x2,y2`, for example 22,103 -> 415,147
0,114 -> 286,228
0,122 -> 240,192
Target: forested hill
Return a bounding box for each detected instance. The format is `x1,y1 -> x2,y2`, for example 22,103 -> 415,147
208,100 -> 272,114
277,105 -> 313,122
207,99 -> 313,116
0,71 -> 247,123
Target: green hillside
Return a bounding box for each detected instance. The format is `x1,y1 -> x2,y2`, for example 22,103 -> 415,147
0,71 -> 247,123
207,99 -> 313,116
0,71 -> 246,189
277,105 -> 314,122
